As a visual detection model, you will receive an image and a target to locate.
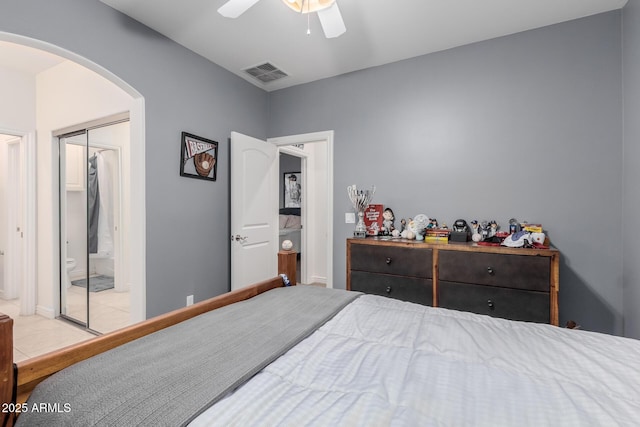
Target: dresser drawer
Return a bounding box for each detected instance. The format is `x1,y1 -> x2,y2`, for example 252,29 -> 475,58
438,251 -> 550,292
350,244 -> 432,278
350,271 -> 433,306
438,281 -> 549,323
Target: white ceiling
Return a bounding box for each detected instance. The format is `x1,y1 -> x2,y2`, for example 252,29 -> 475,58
100,0 -> 628,91
0,1 -> 628,90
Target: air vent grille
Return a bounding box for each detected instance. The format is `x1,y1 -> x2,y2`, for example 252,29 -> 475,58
243,62 -> 288,84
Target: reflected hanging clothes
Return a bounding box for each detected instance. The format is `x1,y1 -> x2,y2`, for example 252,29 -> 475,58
88,154 -> 100,254
96,151 -> 114,257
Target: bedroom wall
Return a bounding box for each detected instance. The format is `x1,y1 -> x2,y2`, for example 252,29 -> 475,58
0,0 -> 269,317
268,11 -> 624,335
0,67 -> 36,131
623,0 -> 640,339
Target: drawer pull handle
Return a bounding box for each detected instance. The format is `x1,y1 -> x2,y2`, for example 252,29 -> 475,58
487,266 -> 494,275
487,299 -> 495,310
385,257 -> 392,265
386,286 -> 392,294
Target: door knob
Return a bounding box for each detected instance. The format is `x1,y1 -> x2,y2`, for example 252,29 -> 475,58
231,235 -> 248,242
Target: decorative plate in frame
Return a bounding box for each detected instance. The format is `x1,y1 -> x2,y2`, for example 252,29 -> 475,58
180,132 -> 218,181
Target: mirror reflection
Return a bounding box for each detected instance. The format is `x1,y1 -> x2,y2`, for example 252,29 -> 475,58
60,120 -> 128,334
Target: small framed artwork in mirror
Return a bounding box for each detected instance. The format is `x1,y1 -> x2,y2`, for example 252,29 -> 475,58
180,132 -> 218,181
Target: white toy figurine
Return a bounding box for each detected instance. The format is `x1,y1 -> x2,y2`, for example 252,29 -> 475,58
382,208 -> 395,235
471,220 -> 482,242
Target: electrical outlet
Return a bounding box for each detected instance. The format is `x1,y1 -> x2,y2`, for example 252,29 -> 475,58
186,295 -> 194,306
345,212 -> 356,223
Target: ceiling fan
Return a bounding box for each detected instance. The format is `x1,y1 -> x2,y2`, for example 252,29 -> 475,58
218,0 -> 346,38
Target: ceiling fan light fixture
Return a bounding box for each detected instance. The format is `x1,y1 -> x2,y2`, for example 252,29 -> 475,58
282,0 -> 336,14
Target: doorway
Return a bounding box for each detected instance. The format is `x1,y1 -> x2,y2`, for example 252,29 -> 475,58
229,131 -> 333,290
270,131 -> 333,288
279,152 -> 303,283
0,35 -> 146,338
0,134 -> 22,301
0,131 -> 36,315
58,117 -> 128,334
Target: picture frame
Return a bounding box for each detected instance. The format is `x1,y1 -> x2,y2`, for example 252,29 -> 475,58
180,132 -> 218,181
283,172 -> 302,208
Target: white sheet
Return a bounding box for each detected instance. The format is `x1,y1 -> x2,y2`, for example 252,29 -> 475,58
191,294 -> 640,426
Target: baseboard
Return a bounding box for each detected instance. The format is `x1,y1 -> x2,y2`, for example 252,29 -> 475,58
310,275 -> 327,284
114,281 -> 130,292
36,304 -> 56,319
69,268 -> 87,281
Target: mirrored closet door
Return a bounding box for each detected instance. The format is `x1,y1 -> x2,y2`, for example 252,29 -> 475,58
59,117 -> 127,333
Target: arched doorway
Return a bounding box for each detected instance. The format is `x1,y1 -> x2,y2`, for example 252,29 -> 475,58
0,33 -> 146,331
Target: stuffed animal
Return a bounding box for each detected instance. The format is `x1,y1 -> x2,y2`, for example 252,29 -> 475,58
530,232 -> 546,245
501,230 -> 532,247
501,231 -> 547,248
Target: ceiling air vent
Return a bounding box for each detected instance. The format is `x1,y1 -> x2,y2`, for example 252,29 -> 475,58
243,62 -> 288,84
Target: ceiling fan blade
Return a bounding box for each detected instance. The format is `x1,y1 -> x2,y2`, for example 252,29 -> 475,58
317,2 -> 346,38
217,0 -> 261,18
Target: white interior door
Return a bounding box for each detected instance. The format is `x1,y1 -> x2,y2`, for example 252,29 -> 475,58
230,131 -> 278,291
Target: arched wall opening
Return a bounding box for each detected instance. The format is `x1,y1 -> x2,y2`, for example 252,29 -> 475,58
0,32 -> 146,325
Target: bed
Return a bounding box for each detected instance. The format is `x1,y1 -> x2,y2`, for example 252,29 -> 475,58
2,251 -> 640,426
279,207 -> 301,254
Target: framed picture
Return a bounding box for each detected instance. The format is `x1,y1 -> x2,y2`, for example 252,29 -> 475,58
284,172 -> 302,208
180,132 -> 218,181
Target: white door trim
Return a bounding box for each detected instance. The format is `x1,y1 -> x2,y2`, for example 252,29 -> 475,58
129,98 -> 146,323
268,131 -> 334,289
0,129 -> 37,314
4,137 -> 21,301
21,131 -> 37,315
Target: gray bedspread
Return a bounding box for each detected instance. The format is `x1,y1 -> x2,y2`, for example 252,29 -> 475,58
17,286 -> 360,427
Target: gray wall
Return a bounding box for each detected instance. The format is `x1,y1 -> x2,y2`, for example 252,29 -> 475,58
623,0 -> 640,339
268,12 -> 624,335
0,0 -> 268,317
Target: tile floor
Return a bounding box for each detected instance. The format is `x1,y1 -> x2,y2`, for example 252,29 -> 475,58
64,284 -> 131,334
0,288 -> 131,363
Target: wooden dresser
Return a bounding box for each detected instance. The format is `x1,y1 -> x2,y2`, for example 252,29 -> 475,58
347,238 -> 560,325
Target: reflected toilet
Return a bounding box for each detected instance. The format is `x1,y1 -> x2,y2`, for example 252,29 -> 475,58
66,258 -> 77,289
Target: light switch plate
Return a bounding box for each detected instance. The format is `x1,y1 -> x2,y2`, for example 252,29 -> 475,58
345,212 -> 356,223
